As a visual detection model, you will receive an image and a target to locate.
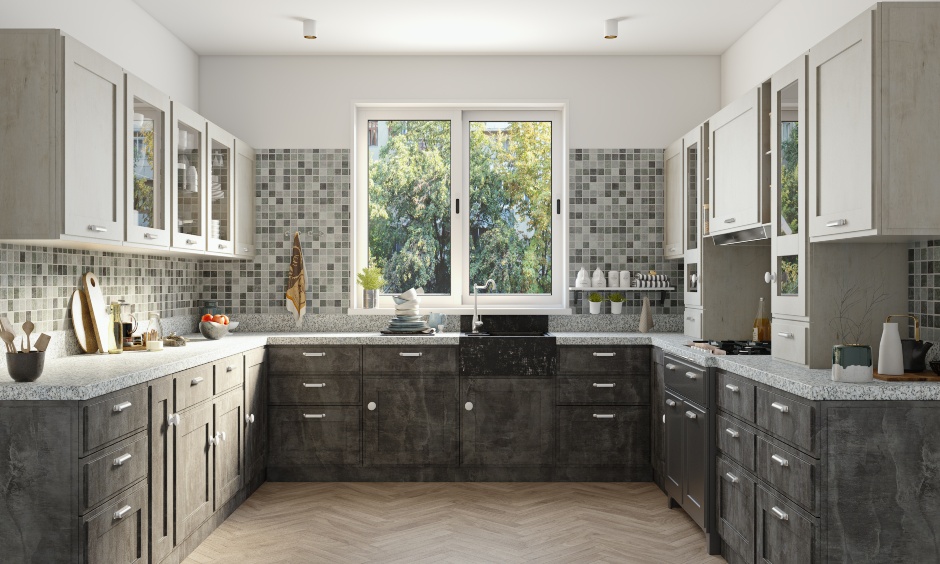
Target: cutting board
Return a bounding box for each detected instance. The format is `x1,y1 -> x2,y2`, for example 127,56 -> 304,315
70,289 -> 98,353
82,272 -> 109,354
874,370 -> 940,382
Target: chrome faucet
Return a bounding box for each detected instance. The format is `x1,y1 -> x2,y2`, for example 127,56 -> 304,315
471,279 -> 496,334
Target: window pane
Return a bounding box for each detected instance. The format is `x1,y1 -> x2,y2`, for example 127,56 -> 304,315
368,120 -> 451,294
779,80 -> 799,235
468,121 -> 552,294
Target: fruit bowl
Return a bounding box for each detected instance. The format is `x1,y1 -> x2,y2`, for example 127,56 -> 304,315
199,321 -> 229,340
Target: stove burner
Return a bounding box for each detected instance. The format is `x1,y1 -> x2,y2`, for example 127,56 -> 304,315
690,340 -> 772,356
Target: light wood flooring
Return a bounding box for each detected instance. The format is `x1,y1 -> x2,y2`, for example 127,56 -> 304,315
184,482 -> 726,564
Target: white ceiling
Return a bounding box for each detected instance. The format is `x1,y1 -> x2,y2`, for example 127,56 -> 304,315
133,0 -> 782,56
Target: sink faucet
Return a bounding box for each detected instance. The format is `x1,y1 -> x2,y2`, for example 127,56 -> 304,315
471,279 -> 496,334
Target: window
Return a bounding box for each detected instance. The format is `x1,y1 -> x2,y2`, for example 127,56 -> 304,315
354,106 -> 565,309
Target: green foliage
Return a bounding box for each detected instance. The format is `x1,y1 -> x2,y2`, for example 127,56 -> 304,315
133,123 -> 156,226
588,292 -> 604,303
608,292 -> 625,303
779,257 -> 799,296
356,266 -> 385,291
779,123 -> 799,234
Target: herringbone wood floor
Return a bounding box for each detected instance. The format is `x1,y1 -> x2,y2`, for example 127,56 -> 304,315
184,482 -> 726,564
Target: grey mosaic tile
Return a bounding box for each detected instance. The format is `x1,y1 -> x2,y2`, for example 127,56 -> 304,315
908,240 -> 940,362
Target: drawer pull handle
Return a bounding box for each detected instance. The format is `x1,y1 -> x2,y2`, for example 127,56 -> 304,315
186,239 -> 197,245
465,402 -> 473,411
144,232 -> 158,240
303,383 -> 326,388
167,413 -> 181,427
592,383 -> 616,388
191,377 -> 204,386
593,414 -> 615,419
303,352 -> 326,357
777,332 -> 794,339
725,384 -> 739,393
113,453 -> 132,466
367,402 -> 377,411
826,219 -> 847,228
112,401 -> 132,413
772,454 -> 790,467
771,402 -> 789,413
226,365 -> 236,373
245,414 -> 255,424
771,506 -> 790,521
218,244 -> 228,250
685,411 -> 698,420
593,352 -> 616,357
724,218 -> 736,224
725,472 -> 739,484
665,363 -> 677,370
399,352 -> 423,357
113,505 -> 132,520
88,225 -> 108,233
303,413 -> 326,419
686,316 -> 695,321
685,371 -> 698,380
725,428 -> 740,438
665,399 -> 677,407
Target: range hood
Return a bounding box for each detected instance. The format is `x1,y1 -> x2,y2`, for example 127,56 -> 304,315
710,224 -> 772,245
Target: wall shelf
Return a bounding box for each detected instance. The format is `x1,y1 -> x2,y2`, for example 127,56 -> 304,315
568,286 -> 676,306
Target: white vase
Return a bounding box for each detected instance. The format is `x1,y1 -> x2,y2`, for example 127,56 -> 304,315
592,268 -> 605,288
610,301 -> 623,314
576,268 -> 589,288
877,322 -> 904,376
608,271 -> 619,288
589,301 -> 601,314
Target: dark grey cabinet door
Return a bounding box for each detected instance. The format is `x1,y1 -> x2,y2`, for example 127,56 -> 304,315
683,401 -> 707,529
717,456 -> 755,564
651,361 -> 665,488
176,401 -> 214,543
756,485 -> 817,564
664,391 -> 685,503
83,481 -> 148,564
460,378 -> 553,467
214,388 -> 244,508
149,377 -> 174,564
363,376 -> 458,466
268,406 -> 361,467
556,406 -> 650,467
244,361 -> 265,485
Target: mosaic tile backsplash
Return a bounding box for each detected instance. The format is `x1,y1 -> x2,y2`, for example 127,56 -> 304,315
908,240 -> 940,359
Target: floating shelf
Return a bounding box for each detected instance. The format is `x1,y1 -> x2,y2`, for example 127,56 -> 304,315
568,286 -> 676,306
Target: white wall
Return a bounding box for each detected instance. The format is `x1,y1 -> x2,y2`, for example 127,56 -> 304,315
199,55 -> 720,149
721,0 -> 913,105
0,0 -> 199,108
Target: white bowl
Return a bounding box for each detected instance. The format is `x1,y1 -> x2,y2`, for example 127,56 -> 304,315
199,321 -> 229,340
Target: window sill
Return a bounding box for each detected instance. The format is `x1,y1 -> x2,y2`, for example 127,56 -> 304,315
347,307 -> 574,316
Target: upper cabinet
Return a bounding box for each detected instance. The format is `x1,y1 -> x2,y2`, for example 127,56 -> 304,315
125,74 -> 171,249
683,124 -> 705,309
171,102 -> 208,253
663,138 -> 684,260
809,4 -> 940,241
234,139 -> 257,258
207,123 -> 236,256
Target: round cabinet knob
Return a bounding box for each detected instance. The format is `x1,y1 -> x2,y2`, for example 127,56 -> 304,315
167,413 -> 181,427
764,271 -> 776,284
465,402 -> 474,411
367,402 -> 377,411
245,414 -> 255,424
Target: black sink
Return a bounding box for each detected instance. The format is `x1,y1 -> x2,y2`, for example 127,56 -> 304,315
461,331 -> 551,337
458,316 -> 556,377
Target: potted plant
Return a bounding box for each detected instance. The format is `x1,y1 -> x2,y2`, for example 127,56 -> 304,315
356,266 -> 385,309
829,279 -> 888,382
608,292 -> 625,314
588,292 -> 604,314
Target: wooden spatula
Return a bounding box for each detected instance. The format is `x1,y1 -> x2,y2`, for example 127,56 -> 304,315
34,333 -> 51,353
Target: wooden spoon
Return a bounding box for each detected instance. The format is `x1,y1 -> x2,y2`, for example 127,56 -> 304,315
22,315 -> 34,351
1,330 -> 15,353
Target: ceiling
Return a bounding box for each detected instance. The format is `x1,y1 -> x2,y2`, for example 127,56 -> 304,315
133,0 -> 782,56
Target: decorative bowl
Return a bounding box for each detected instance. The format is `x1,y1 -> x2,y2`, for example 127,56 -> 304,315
931,360 -> 940,376
6,351 -> 45,382
199,321 -> 229,340
227,321 -> 239,332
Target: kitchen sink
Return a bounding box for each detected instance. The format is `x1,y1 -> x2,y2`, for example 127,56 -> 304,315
461,331 -> 551,337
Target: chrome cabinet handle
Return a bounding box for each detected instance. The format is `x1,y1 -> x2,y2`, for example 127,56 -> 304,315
245,414 -> 255,424
303,382 -> 326,388
399,352 -> 423,357
777,332 -> 794,339
113,453 -> 133,466
826,219 -> 847,227
593,414 -> 615,419
144,232 -> 158,240
665,399 -> 677,407
112,401 -> 132,413
465,402 -> 473,411
685,411 -> 698,420
665,363 -> 677,370
725,384 -> 739,393
685,371 -> 698,380
593,352 -> 616,357
592,383 -> 615,388
88,225 -> 108,233
771,402 -> 789,413
367,402 -> 376,411
242,247 -> 248,252
303,352 -> 326,357
191,377 -> 204,386
113,505 -> 132,520
226,365 -> 236,372
725,428 -> 740,438
724,218 -> 736,224
167,413 -> 181,427
303,413 -> 326,419
771,506 -> 790,521
186,239 -> 197,245
772,454 -> 789,467
218,244 -> 228,250
725,472 -> 739,484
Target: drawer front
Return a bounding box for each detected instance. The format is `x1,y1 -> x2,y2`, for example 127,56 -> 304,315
556,374 -> 649,405
556,406 -> 650,467
756,485 -> 818,564
268,373 -> 361,405
558,346 -> 650,375
82,385 -> 148,455
268,406 -> 361,467
362,345 -> 457,374
214,354 -> 244,395
83,480 -> 148,564
717,456 -> 756,564
268,345 -> 361,374
717,414 -> 756,473
80,431 -> 148,513
663,355 -> 706,406
717,371 -> 756,423
756,388 -> 816,454
757,436 -> 818,515
771,320 -> 808,365
175,363 -> 214,411
245,347 -> 266,368
684,308 -> 703,339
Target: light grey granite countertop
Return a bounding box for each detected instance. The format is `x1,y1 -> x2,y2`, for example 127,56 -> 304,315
2,331 -> 938,402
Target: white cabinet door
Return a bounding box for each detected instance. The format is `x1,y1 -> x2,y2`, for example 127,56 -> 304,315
808,10 -> 873,238
171,102 -> 207,252
125,74 -> 171,248
708,88 -> 761,235
663,138 -> 684,260
63,36 -> 124,243
682,126 -> 704,308
234,139 -> 256,258
207,123 -> 236,256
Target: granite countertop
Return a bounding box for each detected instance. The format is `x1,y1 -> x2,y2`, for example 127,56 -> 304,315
2,331 -> 938,402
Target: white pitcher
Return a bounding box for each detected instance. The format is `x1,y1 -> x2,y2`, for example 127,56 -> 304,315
877,322 -> 904,376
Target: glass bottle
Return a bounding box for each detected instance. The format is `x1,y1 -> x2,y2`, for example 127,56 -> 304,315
108,301 -> 124,354
753,297 -> 770,342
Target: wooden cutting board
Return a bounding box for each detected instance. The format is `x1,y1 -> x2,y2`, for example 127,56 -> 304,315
874,370 -> 940,382
70,289 -> 98,353
82,272 -> 109,354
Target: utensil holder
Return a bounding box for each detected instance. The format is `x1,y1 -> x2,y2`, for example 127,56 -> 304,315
6,351 -> 45,382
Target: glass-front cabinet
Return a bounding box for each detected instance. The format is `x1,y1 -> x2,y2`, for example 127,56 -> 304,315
207,124 -> 235,255
683,124 -> 705,309
234,139 -> 256,258
171,103 -> 207,252
125,74 -> 171,248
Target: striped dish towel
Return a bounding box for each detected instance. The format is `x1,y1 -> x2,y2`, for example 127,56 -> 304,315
632,274 -> 670,288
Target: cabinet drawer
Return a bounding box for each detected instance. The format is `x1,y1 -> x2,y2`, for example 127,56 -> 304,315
80,431 -> 148,514
558,346 -> 650,374
268,406 -> 361,467
245,347 -> 266,368
717,456 -> 756,564
756,485 -> 818,564
556,406 -> 650,467
268,373 -> 361,405
756,388 -> 816,455
717,371 -> 756,423
771,320 -> 808,365
717,414 -> 756,473
556,374 -> 649,405
82,479 -> 148,564
175,363 -> 214,411
214,354 -> 244,395
268,345 -> 361,374
82,385 -> 147,456
757,436 -> 818,516
684,308 -> 703,339
363,345 -> 457,374
663,354 -> 706,406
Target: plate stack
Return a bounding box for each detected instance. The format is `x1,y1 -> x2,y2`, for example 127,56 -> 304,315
211,176 -> 225,201
210,219 -> 221,239
385,289 -> 429,333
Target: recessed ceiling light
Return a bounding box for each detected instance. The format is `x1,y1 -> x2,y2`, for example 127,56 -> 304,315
303,19 -> 317,40
604,19 -> 618,39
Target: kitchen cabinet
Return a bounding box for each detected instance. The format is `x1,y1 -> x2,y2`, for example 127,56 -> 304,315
125,73 -> 171,249
717,456 -> 756,564
207,123 -> 236,256
235,138 -> 257,258
82,481 -> 149,564
663,137 -> 684,260
244,349 -> 266,492
149,376 -> 175,564
683,124 -> 704,309
214,387 -> 245,507
171,102 -> 208,252
176,399 -> 214,542
650,349 -> 666,490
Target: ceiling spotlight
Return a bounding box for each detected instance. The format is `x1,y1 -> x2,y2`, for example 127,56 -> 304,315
604,19 -> 618,39
303,19 -> 317,40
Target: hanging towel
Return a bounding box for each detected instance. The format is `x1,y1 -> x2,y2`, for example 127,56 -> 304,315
286,232 -> 307,328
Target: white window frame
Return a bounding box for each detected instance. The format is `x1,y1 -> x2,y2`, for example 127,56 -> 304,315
352,103 -> 567,312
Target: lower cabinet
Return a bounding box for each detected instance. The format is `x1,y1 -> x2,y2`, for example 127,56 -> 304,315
717,456 -> 755,564
664,391 -> 686,504
214,387 -> 245,507
268,406 -> 361,467
82,480 -> 149,564
149,377 -> 174,564
244,351 -> 266,490
556,405 -> 650,467
651,355 -> 666,489
176,400 -> 214,542
683,401 -> 707,528
756,485 -> 818,564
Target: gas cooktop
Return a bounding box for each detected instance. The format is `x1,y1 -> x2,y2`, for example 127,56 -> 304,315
688,340 -> 772,356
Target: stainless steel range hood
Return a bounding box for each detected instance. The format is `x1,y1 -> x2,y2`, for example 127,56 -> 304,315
710,224 -> 772,245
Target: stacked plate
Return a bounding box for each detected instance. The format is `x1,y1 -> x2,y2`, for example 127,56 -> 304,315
210,219 -> 221,239
385,289 -> 428,333
211,182 -> 225,201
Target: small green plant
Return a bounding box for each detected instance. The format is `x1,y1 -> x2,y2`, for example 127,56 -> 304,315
356,266 -> 385,291
588,292 -> 605,303
608,292 -> 625,303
